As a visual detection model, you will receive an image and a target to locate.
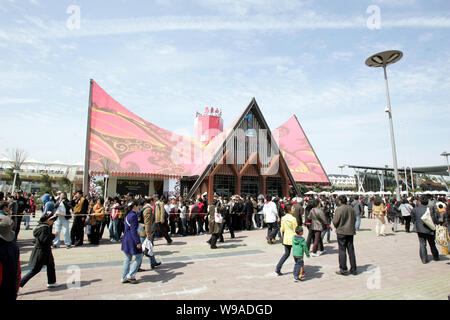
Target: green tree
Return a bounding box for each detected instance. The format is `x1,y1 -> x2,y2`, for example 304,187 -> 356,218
40,173 -> 54,193
297,183 -> 308,195
313,183 -> 323,193
58,176 -> 73,194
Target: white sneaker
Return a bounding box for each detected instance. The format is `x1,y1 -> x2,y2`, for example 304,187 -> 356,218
47,283 -> 59,288
311,253 -> 319,257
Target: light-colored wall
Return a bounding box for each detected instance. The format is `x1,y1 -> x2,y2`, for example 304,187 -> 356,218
107,176 -> 117,197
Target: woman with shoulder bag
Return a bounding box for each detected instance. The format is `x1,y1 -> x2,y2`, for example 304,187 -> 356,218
121,200 -> 143,284
372,196 -> 386,236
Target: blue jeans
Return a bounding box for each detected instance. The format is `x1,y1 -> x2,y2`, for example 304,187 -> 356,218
110,218 -> 119,241
180,217 -> 187,236
197,216 -> 205,234
139,237 -> 157,268
122,253 -> 143,281
355,215 -> 362,230
276,244 -> 292,272
293,257 -> 304,280
53,216 -> 72,246
24,212 -> 31,229
257,214 -> 264,228
321,225 -> 331,242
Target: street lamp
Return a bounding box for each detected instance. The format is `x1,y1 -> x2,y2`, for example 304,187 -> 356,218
104,173 -> 109,200
11,169 -> 19,194
366,50 -> 403,201
338,165 -> 345,191
441,152 -> 450,190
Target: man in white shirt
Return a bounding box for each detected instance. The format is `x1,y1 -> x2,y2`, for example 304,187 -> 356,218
399,199 -> 413,233
53,192 -> 72,248
263,197 -> 280,244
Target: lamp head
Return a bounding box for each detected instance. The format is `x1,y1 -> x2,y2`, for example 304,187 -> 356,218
366,50 -> 403,68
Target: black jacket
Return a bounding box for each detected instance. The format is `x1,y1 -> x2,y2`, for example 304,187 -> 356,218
388,203 -> 401,218
411,205 -> 438,235
16,196 -> 29,214
292,203 -> 303,226
243,200 -> 254,215
0,239 -> 20,301
28,223 -> 55,267
232,201 -> 243,214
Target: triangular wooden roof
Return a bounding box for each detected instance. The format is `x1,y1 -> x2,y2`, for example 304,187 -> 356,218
186,98 -> 300,198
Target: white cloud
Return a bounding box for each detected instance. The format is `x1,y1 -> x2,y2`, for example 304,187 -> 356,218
2,12 -> 449,45
0,98 -> 39,105
372,0 -> 417,6
418,32 -> 434,42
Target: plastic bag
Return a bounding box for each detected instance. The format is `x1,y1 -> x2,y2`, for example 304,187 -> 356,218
142,238 -> 154,257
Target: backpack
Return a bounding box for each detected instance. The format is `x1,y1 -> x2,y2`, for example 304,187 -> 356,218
435,225 -> 449,247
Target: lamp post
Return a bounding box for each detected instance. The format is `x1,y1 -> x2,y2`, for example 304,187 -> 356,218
441,151 -> 450,191
104,173 -> 109,200
338,165 -> 345,191
366,50 -> 403,201
11,169 -> 19,194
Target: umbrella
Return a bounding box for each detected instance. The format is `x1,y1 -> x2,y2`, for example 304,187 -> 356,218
305,191 -> 317,195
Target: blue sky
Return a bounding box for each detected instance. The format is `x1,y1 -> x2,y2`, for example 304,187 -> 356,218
1,0 -> 449,176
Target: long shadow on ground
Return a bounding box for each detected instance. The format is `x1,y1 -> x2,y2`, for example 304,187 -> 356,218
138,261 -> 193,284
19,279 -> 102,296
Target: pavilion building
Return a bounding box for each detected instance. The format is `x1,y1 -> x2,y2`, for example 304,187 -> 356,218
85,80 -> 329,203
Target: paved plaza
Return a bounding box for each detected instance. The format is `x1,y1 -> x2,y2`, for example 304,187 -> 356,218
16,217 -> 450,300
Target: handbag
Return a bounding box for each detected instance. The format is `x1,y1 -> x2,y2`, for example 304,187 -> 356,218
214,207 -> 223,224
421,208 -> 436,231
435,225 -> 449,247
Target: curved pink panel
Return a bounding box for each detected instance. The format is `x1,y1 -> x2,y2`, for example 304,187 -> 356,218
273,116 -> 329,184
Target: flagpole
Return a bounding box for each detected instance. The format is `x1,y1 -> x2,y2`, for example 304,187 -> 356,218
83,79 -> 94,195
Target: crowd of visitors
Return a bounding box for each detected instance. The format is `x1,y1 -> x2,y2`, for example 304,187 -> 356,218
0,188 -> 448,298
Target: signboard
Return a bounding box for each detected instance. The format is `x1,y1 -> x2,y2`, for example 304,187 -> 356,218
116,179 -> 150,196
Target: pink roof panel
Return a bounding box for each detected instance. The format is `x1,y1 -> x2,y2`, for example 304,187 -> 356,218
273,115 -> 329,184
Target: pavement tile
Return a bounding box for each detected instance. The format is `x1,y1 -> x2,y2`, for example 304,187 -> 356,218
15,217 -> 450,300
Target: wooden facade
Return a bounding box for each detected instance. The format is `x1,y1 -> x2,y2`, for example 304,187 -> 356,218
185,98 -> 299,204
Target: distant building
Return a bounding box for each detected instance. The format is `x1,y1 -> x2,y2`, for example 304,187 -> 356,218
328,174 -> 356,190
0,161 -> 83,194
